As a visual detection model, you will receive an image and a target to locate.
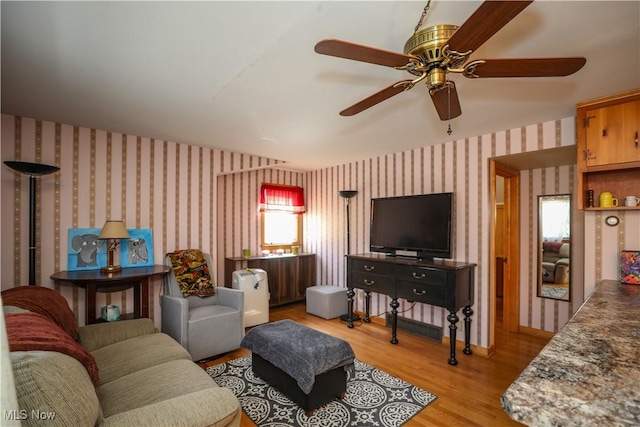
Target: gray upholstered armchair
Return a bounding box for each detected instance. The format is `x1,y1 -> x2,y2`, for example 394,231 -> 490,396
161,251 -> 244,361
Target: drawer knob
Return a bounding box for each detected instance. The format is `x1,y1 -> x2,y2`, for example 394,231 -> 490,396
412,272 -> 426,279
413,289 -> 426,296
364,265 -> 375,271
364,279 -> 375,286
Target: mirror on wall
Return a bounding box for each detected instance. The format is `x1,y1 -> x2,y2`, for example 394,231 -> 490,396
537,194 -> 571,301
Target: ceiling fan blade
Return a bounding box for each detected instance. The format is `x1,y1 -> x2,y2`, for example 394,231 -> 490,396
467,58 -> 587,78
340,80 -> 414,116
446,1 -> 533,54
315,39 -> 417,68
430,82 -> 462,121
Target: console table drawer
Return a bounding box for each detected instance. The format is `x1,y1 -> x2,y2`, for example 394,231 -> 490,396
351,272 -> 394,294
396,265 -> 447,286
396,280 -> 446,306
350,259 -> 394,276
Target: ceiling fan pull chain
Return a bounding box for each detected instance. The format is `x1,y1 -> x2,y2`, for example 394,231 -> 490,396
413,0 -> 432,35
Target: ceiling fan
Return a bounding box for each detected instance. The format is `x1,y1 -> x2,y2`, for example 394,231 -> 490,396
314,0 -> 586,121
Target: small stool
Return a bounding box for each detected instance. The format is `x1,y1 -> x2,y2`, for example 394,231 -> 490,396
306,285 -> 348,320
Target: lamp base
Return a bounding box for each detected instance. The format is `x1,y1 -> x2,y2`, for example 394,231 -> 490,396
101,265 -> 122,274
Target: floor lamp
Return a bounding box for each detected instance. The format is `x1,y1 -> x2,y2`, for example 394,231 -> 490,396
4,161 -> 60,285
338,190 -> 360,322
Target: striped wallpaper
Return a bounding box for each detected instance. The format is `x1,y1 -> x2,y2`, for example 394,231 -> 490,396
304,119 -> 578,349
2,113 -> 639,351
520,165 -> 582,333
1,115 -> 285,327
300,117 -> 638,347
217,168 -> 305,261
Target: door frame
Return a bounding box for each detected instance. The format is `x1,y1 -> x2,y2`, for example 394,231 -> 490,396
490,160 -> 520,348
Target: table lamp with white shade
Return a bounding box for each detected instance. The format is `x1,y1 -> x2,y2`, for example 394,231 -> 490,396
98,220 -> 130,274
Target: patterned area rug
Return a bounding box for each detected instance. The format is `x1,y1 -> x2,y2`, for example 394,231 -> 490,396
207,355 -> 436,427
541,285 -> 569,299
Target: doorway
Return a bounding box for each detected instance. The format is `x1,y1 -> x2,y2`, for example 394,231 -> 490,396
490,161 -> 520,350
495,176 -> 505,323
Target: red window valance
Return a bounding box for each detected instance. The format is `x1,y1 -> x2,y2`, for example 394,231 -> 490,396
259,183 -> 306,214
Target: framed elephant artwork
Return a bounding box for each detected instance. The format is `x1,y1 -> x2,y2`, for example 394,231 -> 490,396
121,228 -> 154,268
67,228 -> 107,271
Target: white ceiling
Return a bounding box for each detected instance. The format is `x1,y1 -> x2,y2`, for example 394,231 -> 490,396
2,1 -> 639,171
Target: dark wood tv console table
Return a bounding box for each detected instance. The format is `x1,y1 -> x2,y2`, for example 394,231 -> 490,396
346,253 -> 476,365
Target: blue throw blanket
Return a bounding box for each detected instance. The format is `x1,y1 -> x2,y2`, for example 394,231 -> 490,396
241,319 -> 355,394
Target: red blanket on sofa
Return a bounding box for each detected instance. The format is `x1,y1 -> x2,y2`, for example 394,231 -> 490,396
5,312 -> 100,388
2,286 -> 79,339
542,241 -> 564,254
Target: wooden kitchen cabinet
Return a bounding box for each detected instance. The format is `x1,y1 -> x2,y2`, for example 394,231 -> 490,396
224,253 -> 316,306
583,99 -> 640,167
577,88 -> 640,210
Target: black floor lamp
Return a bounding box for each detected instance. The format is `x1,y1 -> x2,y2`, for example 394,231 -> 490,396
338,190 -> 360,322
4,161 -> 60,285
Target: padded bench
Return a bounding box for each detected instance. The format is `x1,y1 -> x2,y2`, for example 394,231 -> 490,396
306,285 -> 348,320
240,319 -> 355,411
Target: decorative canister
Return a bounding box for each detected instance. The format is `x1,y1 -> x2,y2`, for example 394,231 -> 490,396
587,189 -> 595,208
101,304 -> 121,322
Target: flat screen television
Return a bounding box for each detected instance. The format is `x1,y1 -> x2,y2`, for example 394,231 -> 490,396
370,192 -> 453,260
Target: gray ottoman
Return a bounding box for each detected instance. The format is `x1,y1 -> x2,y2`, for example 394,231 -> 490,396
241,320 -> 355,412
306,285 -> 348,320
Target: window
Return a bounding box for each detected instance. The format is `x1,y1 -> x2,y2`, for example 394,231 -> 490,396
259,184 -> 305,250
540,196 -> 571,241
262,211 -> 302,248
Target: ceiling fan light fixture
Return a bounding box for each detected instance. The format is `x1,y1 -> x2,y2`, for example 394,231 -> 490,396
427,68 -> 447,90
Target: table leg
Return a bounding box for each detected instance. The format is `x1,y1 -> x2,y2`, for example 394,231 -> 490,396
463,305 -> 473,355
347,288 -> 355,328
390,298 -> 399,344
86,283 -> 97,325
447,311 -> 459,365
133,282 -> 141,319
141,278 -> 150,318
363,291 -> 371,323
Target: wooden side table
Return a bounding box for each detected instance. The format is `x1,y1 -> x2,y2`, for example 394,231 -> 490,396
51,265 -> 171,324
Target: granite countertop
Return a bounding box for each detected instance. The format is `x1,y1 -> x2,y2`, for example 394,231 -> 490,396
501,279 -> 640,426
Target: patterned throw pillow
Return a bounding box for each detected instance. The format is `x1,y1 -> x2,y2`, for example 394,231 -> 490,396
167,249 -> 216,297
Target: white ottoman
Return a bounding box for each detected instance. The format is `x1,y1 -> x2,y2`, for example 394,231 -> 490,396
306,285 -> 348,320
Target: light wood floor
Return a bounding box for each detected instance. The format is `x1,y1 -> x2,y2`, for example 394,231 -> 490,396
199,302 -> 549,426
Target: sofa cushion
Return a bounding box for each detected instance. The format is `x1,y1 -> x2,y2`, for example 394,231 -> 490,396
11,351 -> 100,427
98,359 -> 221,418
558,243 -> 570,258
91,332 -> 191,384
3,305 -> 29,315
99,390 -> 241,427
78,318 -> 158,352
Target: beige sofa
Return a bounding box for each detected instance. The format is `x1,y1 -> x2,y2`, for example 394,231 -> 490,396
1,287 -> 241,427
541,242 -> 570,284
